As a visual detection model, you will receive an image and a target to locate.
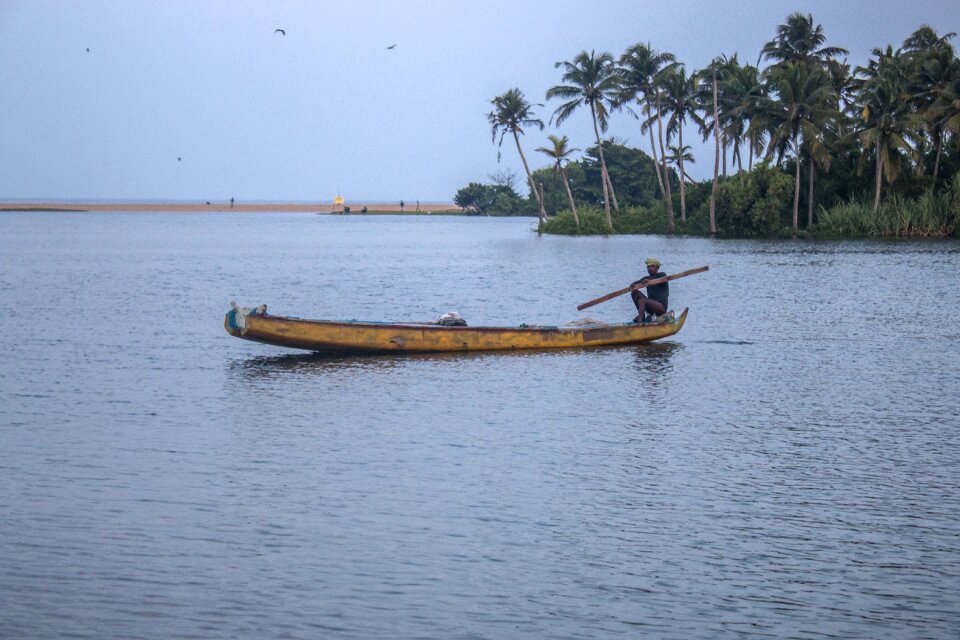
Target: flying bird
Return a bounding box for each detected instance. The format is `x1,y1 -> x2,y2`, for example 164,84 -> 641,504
86,48 -> 90,53
386,44 -> 396,49
274,28 -> 286,35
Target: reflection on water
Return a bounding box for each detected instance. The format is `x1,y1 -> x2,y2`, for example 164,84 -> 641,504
231,341 -> 684,381
2,212 -> 959,640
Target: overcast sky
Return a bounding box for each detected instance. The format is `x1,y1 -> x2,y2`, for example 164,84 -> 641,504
1,0 -> 957,203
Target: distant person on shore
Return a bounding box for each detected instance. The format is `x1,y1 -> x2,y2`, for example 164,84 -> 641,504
416,200 -> 421,212
630,258 -> 668,322
230,197 -> 234,208
400,200 -> 405,212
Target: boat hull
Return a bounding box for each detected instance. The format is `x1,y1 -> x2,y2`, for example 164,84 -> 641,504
225,307 -> 688,354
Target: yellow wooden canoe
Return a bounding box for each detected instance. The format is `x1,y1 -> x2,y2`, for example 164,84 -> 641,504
225,304 -> 688,354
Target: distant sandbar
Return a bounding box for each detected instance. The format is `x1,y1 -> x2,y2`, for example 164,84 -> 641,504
1,201 -> 462,214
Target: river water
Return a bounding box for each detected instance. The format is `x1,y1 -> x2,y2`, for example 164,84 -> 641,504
1,212 -> 958,639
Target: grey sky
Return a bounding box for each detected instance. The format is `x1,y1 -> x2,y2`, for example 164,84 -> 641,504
1,0 -> 957,203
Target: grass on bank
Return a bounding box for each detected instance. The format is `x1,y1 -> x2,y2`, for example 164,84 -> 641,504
538,173 -> 960,238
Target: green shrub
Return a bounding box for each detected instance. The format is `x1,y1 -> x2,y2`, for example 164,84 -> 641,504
714,163 -> 793,235
539,207 -> 614,235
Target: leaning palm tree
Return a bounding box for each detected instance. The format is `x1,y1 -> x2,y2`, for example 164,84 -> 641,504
616,43 -> 676,226
536,135 -> 580,227
547,50 -> 621,230
488,88 -> 547,220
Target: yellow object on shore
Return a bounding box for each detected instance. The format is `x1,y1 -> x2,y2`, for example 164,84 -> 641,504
225,305 -> 688,354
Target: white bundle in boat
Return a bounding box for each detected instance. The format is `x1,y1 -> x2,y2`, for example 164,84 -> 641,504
436,311 -> 467,326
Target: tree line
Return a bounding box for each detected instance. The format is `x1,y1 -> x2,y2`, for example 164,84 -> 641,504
458,13 -> 960,237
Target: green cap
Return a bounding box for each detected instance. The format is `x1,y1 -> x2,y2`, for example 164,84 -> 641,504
644,257 -> 661,267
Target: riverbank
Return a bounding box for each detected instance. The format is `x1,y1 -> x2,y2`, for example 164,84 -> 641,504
0,201 -> 463,214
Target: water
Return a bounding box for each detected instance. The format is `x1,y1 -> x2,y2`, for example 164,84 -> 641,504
1,212 -> 958,639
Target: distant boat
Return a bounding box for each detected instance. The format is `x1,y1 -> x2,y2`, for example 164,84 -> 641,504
225,304 -> 688,354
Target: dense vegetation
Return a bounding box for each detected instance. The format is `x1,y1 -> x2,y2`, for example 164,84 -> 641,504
456,14 -> 960,238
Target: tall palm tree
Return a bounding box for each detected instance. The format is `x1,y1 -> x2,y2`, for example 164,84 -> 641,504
928,60 -> 960,151
762,12 -> 848,228
764,61 -> 840,229
802,128 -> 834,227
616,43 -> 676,227
903,25 -> 957,53
488,88 -> 547,220
740,70 -> 772,175
709,60 -> 720,235
717,56 -> 766,179
660,65 -> 704,221
548,50 -> 621,230
762,12 -> 849,66
855,47 -> 923,211
536,135 -> 580,227
903,26 -> 957,187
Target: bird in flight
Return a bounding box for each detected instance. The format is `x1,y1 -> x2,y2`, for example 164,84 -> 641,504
86,48 -> 90,53
386,44 -> 396,49
275,29 -> 286,36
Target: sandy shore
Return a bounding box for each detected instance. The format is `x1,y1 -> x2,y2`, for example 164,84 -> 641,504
1,201 -> 462,214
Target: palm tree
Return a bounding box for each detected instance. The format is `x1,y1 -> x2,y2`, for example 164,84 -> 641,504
536,135 -> 580,227
708,60 -> 720,234
617,43 -> 676,228
764,61 -> 840,229
855,47 -> 923,211
740,68 -> 772,175
659,65 -> 704,221
903,24 -> 957,53
928,61 -> 960,152
488,88 -> 547,220
903,27 -> 958,188
666,144 -> 695,178
761,13 -> 848,229
802,128 -> 834,227
762,12 -> 849,66
547,50 -> 621,230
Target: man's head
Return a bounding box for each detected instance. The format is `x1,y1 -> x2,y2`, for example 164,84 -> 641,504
645,257 -> 661,273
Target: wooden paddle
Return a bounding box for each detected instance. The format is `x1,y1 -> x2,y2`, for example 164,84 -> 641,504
577,265 -> 709,311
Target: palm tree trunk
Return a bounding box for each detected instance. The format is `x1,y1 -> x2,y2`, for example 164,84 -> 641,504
736,142 -> 744,184
656,91 -> 675,226
873,140 -> 882,213
709,63 -> 719,235
792,142 -> 801,230
722,135 -> 728,177
748,138 -> 754,173
514,130 -> 545,220
678,120 -> 687,222
932,131 -> 943,191
604,144 -> 620,210
807,159 -> 815,228
648,121 -> 668,210
561,166 -> 579,227
590,103 -> 613,230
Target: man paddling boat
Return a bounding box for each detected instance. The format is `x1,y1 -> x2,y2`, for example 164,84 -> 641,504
631,257 -> 668,323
